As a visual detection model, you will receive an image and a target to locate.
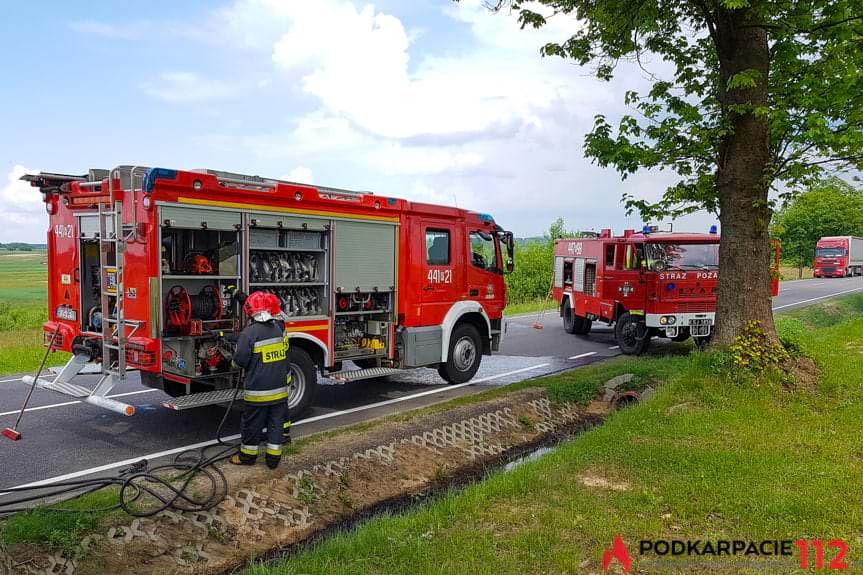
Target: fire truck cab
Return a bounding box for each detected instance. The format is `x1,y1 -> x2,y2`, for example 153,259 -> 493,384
553,227 -> 722,355
25,166 -> 514,417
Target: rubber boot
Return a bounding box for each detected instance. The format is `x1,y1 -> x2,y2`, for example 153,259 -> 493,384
265,453 -> 281,470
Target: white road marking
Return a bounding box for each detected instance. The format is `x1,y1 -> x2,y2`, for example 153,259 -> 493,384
3,363 -> 551,491
609,345 -> 620,350
0,378 -> 22,384
0,389 -> 158,418
568,352 -> 597,360
772,285 -> 863,311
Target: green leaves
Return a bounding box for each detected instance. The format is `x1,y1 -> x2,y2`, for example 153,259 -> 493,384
770,177 -> 863,268
726,69 -> 762,91
493,0 -> 863,220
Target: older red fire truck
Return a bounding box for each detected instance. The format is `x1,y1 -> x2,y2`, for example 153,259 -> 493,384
23,166 -> 513,417
552,227 -> 780,355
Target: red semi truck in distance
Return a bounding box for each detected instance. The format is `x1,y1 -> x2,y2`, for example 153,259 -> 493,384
814,236 -> 863,278
552,227 -> 780,355
24,166 -> 514,417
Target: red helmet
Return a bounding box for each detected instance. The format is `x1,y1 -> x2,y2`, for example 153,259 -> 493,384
266,292 -> 283,316
243,291 -> 271,319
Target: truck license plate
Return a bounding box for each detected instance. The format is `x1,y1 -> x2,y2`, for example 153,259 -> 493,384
689,318 -> 712,337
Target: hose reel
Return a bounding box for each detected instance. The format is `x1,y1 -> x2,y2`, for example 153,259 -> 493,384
165,285 -> 223,335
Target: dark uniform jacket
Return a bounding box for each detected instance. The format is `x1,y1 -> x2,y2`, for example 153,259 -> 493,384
232,320 -> 289,405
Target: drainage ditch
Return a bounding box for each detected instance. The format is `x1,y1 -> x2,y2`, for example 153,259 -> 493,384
223,417 -> 601,575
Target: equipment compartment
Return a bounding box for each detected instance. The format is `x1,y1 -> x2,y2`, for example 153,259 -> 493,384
248,227 -> 330,318
333,291 -> 393,360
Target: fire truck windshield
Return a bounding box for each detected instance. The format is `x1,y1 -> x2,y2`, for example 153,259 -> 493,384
645,242 -> 719,271
815,247 -> 846,257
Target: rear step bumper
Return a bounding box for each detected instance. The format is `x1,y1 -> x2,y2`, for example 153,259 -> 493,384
161,388 -> 241,411
328,367 -> 401,382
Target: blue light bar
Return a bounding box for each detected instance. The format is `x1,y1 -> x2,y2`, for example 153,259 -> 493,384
709,225 -> 718,234
143,167 -> 178,193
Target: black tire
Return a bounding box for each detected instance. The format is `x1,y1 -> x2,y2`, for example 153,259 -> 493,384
438,323 -> 483,384
614,312 -> 651,355
562,299 -> 577,334
574,317 -> 592,335
288,346 -> 318,418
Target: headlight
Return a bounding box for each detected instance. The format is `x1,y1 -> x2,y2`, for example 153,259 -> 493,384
660,315 -> 676,325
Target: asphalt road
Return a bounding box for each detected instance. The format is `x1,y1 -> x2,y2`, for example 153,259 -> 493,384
1,275 -> 861,496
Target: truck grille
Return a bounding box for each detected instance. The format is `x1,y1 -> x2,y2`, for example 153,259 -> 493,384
821,266 -> 837,273
678,301 -> 714,313
678,287 -> 716,298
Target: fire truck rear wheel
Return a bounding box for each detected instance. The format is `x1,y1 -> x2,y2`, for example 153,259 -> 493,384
288,347 -> 318,417
438,323 -> 482,384
614,312 -> 651,355
563,300 -> 591,335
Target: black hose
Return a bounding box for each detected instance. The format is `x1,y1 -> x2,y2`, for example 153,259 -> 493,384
0,373 -> 243,518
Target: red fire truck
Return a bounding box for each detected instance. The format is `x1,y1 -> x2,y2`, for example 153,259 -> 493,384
552,227 -> 780,355
23,166 -> 513,417
814,236 -> 863,277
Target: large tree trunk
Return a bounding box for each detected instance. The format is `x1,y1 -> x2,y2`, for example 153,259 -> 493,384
713,6 -> 777,346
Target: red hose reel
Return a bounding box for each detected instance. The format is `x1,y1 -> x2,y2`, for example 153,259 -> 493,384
165,285 -> 223,335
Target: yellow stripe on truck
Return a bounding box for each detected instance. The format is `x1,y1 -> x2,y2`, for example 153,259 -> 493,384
178,197 -> 400,223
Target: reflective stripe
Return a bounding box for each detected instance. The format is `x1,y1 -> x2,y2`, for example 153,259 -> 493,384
283,421 -> 292,429
240,445 -> 258,455
266,443 -> 282,456
244,386 -> 289,397
253,337 -> 285,350
244,387 -> 289,403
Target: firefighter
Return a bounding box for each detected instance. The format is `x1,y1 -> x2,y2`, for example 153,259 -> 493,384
230,291 -> 290,469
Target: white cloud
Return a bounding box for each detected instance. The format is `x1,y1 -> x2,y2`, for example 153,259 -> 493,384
280,166 -> 314,184
188,0 -> 712,237
143,72 -> 233,102
259,0 -> 586,141
0,165 -> 47,243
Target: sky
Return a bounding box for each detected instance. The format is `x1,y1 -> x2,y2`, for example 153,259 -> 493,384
0,0 -> 719,243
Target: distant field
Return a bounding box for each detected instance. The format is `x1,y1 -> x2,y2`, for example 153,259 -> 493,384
0,250 -> 49,301
0,251 -> 66,374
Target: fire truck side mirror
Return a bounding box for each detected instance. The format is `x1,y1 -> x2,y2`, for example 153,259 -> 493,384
503,231 -> 515,274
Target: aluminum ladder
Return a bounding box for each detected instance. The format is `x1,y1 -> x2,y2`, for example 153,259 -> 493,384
23,168 -> 147,415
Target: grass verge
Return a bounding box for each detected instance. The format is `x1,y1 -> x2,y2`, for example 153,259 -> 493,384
250,295 -> 863,575
1,489 -> 125,557
504,298 -> 556,316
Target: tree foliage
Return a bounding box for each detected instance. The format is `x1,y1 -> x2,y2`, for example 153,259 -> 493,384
489,0 -> 863,344
506,218 -> 578,304
771,177 -> 863,268
501,0 -> 863,217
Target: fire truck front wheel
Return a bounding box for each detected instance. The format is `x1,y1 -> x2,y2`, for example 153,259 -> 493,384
288,347 -> 318,416
614,312 -> 651,355
438,323 -> 482,384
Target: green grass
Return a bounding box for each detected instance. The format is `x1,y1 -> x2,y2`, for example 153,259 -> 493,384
504,298 -> 556,316
778,265 -> 814,281
0,251 -> 49,301
0,250 -> 69,374
250,296 -> 863,575
1,489 -> 124,556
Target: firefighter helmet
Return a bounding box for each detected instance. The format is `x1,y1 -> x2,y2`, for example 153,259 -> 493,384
244,291 -> 273,322
266,292 -> 283,317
